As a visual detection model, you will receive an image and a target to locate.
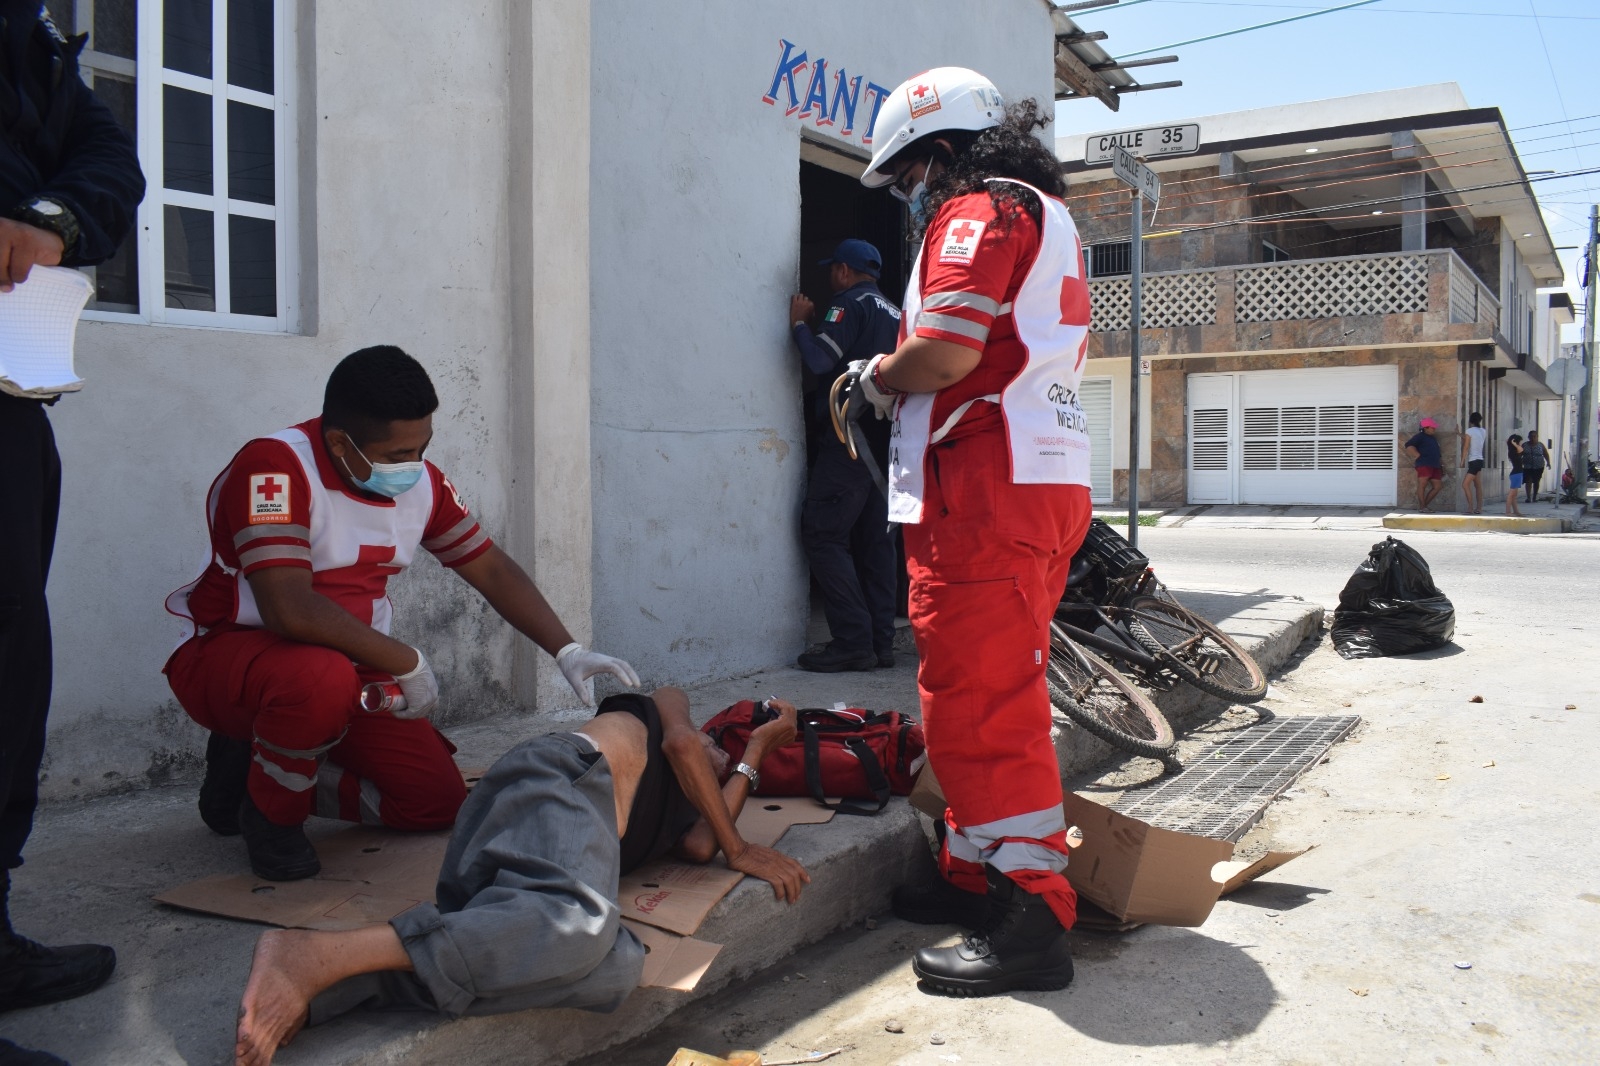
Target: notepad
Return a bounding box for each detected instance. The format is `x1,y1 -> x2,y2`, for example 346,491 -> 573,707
0,266 -> 94,399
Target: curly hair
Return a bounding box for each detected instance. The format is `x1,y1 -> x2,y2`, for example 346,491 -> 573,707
903,99 -> 1067,241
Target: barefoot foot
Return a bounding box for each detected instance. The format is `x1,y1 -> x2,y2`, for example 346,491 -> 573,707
236,930 -> 318,1065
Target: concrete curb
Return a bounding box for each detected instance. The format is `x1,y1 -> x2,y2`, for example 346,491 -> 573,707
6,597 -> 1324,1066
1383,514 -> 1571,534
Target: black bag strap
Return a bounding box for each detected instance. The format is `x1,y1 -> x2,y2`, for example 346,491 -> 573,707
803,723 -> 891,816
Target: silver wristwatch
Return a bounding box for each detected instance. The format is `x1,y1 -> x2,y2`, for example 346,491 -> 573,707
733,762 -> 760,791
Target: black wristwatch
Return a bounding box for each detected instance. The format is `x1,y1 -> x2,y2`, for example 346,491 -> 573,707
14,197 -> 80,258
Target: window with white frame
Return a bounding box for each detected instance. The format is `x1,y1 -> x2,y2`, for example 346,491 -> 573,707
48,0 -> 296,330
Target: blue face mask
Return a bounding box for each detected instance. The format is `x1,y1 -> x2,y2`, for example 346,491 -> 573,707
907,181 -> 930,222
341,437 -> 424,498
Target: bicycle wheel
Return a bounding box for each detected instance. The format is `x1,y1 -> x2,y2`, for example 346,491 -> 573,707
1047,622 -> 1175,759
1125,594 -> 1269,703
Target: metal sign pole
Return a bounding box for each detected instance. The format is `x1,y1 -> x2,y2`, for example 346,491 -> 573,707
1579,204 -> 1598,509
1128,189 -> 1143,548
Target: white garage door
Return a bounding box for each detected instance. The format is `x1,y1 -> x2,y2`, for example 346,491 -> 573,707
1188,366 -> 1398,506
1081,376 -> 1113,503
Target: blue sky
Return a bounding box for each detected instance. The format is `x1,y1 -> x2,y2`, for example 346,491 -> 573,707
1052,0 -> 1600,334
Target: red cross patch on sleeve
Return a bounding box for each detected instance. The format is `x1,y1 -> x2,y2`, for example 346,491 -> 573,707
938,219 -> 986,265
248,473 -> 293,524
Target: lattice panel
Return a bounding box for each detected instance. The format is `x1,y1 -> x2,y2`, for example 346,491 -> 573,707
1090,271 -> 1218,332
1234,254 -> 1430,322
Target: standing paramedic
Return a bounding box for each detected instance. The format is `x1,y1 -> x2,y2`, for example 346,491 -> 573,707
0,5 -> 145,1060
789,238 -> 903,672
843,68 -> 1091,997
164,346 -> 639,883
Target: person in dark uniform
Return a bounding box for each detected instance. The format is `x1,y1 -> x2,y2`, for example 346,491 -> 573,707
788,239 -> 902,672
0,5 -> 145,1064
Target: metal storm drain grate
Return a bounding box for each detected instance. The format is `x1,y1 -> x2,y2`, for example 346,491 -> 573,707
1110,715 -> 1361,841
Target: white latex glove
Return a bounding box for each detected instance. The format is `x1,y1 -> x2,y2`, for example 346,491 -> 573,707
392,648 -> 440,720
845,354 -> 899,421
556,642 -> 642,707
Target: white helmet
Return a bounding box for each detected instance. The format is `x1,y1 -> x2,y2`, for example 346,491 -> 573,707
862,67 -> 1005,188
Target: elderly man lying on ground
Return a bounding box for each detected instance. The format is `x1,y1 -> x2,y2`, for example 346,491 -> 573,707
233,687 -> 808,1065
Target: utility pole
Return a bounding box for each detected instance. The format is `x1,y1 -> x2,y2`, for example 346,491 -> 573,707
1112,146 -> 1160,548
1578,204 -> 1597,508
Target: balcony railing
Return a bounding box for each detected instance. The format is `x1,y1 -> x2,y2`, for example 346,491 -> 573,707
1087,248 -> 1500,338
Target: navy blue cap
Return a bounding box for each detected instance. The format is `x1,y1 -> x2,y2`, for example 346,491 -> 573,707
818,239 -> 882,278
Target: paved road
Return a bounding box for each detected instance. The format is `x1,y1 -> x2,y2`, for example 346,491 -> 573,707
585,527 -> 1600,1066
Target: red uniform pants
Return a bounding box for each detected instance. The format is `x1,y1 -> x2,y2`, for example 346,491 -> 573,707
165,628 -> 467,830
902,429 -> 1091,930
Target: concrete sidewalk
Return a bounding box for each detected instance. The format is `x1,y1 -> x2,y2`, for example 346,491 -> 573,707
3,592 -> 1321,1066
1095,498 -> 1594,534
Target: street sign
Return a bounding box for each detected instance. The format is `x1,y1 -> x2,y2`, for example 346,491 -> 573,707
1140,357 -> 1152,376
1112,146 -> 1161,206
1085,123 -> 1201,165
1546,356 -> 1586,397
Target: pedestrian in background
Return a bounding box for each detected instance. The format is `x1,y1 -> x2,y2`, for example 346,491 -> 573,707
1521,430 -> 1549,503
1459,411 -> 1486,514
1505,433 -> 1524,516
788,240 -> 902,673
1402,418 -> 1445,512
0,6 -> 145,1063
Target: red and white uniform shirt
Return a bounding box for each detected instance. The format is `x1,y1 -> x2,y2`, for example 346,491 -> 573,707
166,417 -> 493,641
888,180 -> 1092,523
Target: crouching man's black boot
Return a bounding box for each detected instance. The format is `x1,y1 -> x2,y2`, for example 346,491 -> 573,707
911,866 -> 1074,997
198,731 -> 252,836
238,794 -> 321,881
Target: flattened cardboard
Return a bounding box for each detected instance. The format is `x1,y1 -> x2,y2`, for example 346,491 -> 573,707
909,765 -> 1311,928
620,919 -> 722,991
1215,845 -> 1316,896
154,828 -> 450,932
617,797 -> 833,936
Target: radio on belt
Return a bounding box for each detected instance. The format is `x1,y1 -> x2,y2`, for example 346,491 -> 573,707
360,682 -> 407,714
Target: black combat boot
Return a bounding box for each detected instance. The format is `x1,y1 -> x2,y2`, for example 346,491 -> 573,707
238,794 -> 321,881
911,866 -> 1074,997
198,731 -> 253,836
891,874 -> 991,929
0,872 -> 116,1014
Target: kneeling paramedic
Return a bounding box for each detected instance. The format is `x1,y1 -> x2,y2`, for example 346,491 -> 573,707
231,689 -> 809,1066
164,346 -> 639,881
842,69 -> 1093,996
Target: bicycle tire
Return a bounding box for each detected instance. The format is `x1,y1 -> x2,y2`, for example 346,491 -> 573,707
1047,622 -> 1175,759
1125,594 -> 1269,704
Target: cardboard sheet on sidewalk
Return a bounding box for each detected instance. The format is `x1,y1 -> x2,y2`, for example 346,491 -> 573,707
155,794 -> 831,989
910,766 -> 1309,928
616,797 -> 835,937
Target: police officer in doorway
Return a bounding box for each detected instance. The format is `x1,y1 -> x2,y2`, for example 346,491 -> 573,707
789,239 -> 902,672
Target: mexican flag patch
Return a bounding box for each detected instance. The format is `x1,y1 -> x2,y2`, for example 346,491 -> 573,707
824,307 -> 844,323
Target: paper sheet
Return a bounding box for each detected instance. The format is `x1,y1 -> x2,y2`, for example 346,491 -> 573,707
0,266 -> 93,398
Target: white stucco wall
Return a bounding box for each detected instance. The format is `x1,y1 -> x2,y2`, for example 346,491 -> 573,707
586,0 -> 1055,685
40,2 -> 567,799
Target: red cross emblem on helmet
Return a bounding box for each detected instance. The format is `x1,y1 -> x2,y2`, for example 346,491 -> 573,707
907,81 -> 941,119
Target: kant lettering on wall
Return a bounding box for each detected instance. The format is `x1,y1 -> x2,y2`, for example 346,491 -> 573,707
761,38 -> 893,148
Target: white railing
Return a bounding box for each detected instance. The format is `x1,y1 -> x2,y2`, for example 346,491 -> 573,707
1088,249 -> 1500,333
1234,252 -> 1429,322
1088,270 -> 1217,332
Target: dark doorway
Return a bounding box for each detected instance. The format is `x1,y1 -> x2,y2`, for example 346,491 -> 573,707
797,155 -> 912,620
799,158 -> 908,310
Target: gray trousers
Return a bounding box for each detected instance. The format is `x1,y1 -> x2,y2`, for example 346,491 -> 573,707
310,732 -> 644,1022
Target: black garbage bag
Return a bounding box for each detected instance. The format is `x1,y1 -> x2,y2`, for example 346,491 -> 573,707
1331,536 -> 1455,659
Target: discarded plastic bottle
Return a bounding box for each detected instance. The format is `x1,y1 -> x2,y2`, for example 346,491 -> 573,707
360,682 -> 407,715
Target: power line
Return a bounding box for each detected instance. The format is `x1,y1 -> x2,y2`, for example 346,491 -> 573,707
1111,0 -> 1600,17
1113,0 -> 1385,59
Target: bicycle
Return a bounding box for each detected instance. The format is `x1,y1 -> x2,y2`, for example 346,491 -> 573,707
1045,519 -> 1268,761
